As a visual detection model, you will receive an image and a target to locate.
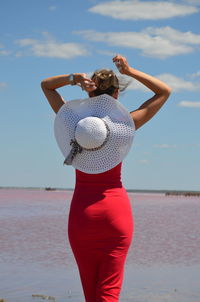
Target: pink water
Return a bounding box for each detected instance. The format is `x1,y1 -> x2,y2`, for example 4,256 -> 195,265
0,189 -> 200,302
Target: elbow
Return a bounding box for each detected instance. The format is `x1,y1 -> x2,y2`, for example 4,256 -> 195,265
41,79 -> 51,92
41,78 -> 55,91
164,85 -> 172,97
160,85 -> 171,100
41,80 -> 46,90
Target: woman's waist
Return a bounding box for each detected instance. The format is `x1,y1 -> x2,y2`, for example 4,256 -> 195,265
72,183 -> 127,203
75,180 -> 122,190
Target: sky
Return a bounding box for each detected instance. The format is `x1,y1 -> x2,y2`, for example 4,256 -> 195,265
0,0 -> 200,191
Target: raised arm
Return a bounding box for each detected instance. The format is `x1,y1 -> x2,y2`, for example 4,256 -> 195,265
41,73 -> 96,113
113,55 -> 171,130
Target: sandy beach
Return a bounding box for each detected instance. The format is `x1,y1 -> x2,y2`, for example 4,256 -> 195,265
0,189 -> 200,302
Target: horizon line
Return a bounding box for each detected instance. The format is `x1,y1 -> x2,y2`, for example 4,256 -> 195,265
0,186 -> 200,194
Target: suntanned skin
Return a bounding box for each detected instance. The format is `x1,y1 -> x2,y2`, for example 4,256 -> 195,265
41,55 -> 171,130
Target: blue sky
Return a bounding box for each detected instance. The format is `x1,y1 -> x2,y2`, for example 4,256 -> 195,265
0,0 -> 200,191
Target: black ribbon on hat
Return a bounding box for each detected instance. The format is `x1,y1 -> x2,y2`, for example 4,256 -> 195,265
63,140 -> 83,165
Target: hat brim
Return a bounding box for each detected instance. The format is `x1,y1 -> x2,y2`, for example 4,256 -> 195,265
54,94 -> 135,174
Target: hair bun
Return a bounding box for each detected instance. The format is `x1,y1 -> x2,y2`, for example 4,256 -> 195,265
93,69 -> 119,91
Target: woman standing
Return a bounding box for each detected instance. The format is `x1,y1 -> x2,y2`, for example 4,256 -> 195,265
41,55 -> 171,302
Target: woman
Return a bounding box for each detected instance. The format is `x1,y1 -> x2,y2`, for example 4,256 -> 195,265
41,55 -> 171,302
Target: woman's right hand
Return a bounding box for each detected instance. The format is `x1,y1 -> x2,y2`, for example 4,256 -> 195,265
112,54 -> 130,75
74,73 -> 97,92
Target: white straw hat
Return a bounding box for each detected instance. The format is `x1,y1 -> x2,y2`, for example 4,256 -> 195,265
54,94 -> 135,174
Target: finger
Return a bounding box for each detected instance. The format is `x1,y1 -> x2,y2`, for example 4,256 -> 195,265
84,85 -> 96,92
83,78 -> 95,85
113,54 -> 123,61
83,81 -> 97,90
113,54 -> 119,62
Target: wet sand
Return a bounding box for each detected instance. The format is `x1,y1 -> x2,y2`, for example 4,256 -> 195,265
0,189 -> 200,302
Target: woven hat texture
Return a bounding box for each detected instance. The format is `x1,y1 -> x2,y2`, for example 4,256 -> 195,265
54,94 -> 135,174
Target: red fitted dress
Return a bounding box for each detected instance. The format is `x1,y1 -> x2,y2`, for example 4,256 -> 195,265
68,162 -> 134,302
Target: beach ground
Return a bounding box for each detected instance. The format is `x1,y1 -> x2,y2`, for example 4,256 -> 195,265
0,189 -> 200,302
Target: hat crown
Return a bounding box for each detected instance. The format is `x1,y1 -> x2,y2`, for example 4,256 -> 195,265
75,117 -> 108,149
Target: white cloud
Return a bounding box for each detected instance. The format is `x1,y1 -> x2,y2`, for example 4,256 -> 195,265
178,101 -> 200,108
0,50 -> 10,55
154,144 -> 177,148
89,0 -> 198,20
15,33 -> 89,59
184,0 -> 200,5
0,82 -> 7,89
0,43 -> 10,55
120,73 -> 200,93
190,71 -> 200,78
157,74 -> 200,92
96,49 -> 116,56
76,26 -> 200,58
49,6 -> 57,11
127,77 -> 149,92
139,159 -> 149,164
145,26 -> 200,45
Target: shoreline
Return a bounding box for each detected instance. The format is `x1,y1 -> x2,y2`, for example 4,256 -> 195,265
0,186 -> 200,196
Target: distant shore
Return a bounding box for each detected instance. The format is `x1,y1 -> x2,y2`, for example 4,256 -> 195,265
0,186 -> 200,196
165,191 -> 200,197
